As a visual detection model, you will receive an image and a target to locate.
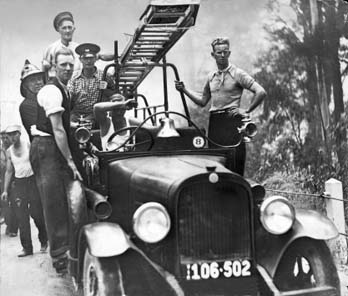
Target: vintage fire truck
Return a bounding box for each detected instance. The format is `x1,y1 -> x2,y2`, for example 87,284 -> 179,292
69,1 -> 341,295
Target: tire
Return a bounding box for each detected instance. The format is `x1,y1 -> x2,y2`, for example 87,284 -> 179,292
82,249 -> 124,296
273,238 -> 340,295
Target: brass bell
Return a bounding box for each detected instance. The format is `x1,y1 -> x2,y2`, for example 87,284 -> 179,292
157,117 -> 180,138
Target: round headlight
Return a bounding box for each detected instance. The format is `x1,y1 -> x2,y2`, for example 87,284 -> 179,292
260,196 -> 295,235
75,126 -> 91,144
133,202 -> 171,243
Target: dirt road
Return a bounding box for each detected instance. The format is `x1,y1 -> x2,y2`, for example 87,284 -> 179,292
1,220 -> 348,296
0,222 -> 75,296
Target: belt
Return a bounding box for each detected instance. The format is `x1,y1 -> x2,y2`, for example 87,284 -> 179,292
210,107 -> 237,114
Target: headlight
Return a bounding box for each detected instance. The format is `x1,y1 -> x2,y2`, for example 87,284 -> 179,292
75,126 -> 91,144
260,196 -> 295,235
133,202 -> 171,243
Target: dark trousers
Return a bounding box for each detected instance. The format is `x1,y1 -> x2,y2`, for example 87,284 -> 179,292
13,176 -> 47,251
208,112 -> 246,175
30,136 -> 88,259
3,181 -> 19,234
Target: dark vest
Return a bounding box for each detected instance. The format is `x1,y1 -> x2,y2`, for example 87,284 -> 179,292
19,95 -> 38,142
36,78 -> 71,136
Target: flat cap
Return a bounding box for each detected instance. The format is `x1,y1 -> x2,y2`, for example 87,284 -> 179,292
75,43 -> 100,58
53,11 -> 74,31
5,125 -> 21,133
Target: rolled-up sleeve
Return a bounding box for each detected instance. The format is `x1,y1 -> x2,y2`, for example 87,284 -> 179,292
37,85 -> 64,117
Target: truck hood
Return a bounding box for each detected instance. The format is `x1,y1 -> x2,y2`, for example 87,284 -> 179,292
108,154 -> 231,205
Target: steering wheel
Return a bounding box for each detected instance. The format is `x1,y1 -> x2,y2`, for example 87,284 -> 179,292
107,126 -> 154,152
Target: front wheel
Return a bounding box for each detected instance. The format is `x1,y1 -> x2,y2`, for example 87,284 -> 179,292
82,249 -> 123,296
273,238 -> 340,295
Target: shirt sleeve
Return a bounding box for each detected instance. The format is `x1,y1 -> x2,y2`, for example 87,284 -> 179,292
235,68 -> 255,90
37,85 -> 64,117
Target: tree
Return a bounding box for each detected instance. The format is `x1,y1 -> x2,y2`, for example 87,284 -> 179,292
248,0 -> 348,195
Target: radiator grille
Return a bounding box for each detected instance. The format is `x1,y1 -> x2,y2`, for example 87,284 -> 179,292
178,181 -> 252,261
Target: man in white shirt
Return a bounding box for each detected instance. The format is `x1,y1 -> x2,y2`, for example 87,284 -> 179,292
1,125 -> 47,257
31,47 -> 87,274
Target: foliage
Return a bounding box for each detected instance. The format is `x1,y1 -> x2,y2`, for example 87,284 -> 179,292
246,0 -> 348,210
261,170 -> 327,212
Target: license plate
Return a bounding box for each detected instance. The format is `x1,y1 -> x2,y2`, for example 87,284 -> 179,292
185,259 -> 252,280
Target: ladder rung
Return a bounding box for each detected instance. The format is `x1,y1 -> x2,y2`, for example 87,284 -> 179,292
120,70 -> 143,75
119,77 -> 139,82
138,36 -> 170,41
135,41 -> 166,45
134,44 -> 163,49
140,33 -> 171,38
131,49 -> 159,53
131,52 -> 157,58
143,27 -> 179,33
151,12 -> 186,18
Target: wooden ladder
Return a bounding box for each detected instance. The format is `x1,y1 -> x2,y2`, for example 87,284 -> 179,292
118,0 -> 200,95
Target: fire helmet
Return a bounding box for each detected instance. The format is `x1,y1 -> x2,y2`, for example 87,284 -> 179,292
20,59 -> 45,97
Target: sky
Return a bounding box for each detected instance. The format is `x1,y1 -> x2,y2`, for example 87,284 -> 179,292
0,0 -> 269,131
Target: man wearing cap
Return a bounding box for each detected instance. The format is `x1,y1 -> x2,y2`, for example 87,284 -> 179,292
42,11 -> 81,79
175,37 -> 266,175
68,43 -> 116,127
42,12 -> 114,79
31,47 -> 87,273
1,125 -> 47,257
19,60 -> 45,142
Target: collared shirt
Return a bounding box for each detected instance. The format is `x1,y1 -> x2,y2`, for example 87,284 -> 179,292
203,63 -> 255,112
68,67 -> 115,118
42,39 -> 81,78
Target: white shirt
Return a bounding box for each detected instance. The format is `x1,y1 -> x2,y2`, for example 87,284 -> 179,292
37,84 -> 66,117
42,39 -> 81,77
8,140 -> 33,178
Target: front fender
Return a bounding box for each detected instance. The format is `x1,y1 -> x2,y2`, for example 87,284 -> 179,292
78,222 -> 184,295
256,209 -> 338,277
80,222 -> 131,257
